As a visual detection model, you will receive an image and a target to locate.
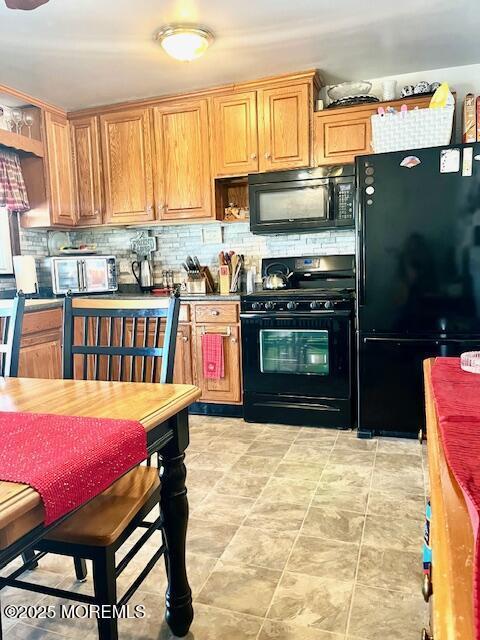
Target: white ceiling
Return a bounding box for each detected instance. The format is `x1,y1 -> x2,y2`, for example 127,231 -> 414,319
1,0 -> 480,111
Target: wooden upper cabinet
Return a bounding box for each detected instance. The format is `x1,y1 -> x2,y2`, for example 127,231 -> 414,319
314,109 -> 372,166
259,83 -> 311,172
44,111 -> 76,226
70,116 -> 103,225
153,98 -> 212,220
100,108 -> 155,225
211,91 -> 258,176
314,94 -> 435,166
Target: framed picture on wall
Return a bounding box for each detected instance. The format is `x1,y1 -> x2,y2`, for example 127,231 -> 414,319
0,207 -> 14,275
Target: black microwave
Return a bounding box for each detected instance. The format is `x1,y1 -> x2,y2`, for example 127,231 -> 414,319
248,165 -> 355,235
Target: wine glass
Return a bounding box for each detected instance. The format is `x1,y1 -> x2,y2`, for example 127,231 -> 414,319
23,113 -> 34,138
11,109 -> 23,135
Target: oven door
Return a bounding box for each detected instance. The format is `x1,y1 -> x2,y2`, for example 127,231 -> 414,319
52,258 -> 83,294
241,312 -> 352,399
249,178 -> 333,234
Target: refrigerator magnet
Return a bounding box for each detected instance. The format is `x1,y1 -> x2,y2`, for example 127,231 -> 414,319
440,148 -> 460,173
400,155 -> 421,168
462,147 -> 473,177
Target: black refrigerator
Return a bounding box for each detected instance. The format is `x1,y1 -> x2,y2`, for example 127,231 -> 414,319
356,143 -> 480,438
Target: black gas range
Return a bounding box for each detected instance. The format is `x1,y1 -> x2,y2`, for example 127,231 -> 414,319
240,255 -> 355,429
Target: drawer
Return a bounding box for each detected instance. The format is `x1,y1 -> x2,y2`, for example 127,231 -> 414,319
194,303 -> 238,324
22,308 -> 63,336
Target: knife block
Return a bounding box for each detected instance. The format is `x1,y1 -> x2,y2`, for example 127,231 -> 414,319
186,276 -> 207,295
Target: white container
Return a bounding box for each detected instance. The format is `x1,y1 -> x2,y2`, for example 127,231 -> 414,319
371,106 -> 454,153
13,255 -> 38,294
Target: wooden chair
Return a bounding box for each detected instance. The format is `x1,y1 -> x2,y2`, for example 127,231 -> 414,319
0,294 -> 25,377
63,294 -> 180,385
0,295 -> 182,639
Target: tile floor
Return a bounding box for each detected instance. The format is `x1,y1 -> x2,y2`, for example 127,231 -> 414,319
1,416 -> 429,639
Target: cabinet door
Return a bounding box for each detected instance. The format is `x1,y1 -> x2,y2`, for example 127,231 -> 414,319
19,308 -> 63,379
18,330 -> 62,379
153,99 -> 212,220
194,324 -> 242,404
100,108 -> 155,224
314,109 -> 373,166
259,83 -> 310,172
211,91 -> 258,176
70,116 -> 103,225
44,111 -> 76,226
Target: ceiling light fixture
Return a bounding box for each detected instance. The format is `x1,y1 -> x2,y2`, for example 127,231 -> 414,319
155,24 -> 214,62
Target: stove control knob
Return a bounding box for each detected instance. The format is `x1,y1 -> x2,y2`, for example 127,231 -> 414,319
310,301 -> 321,310
252,302 -> 262,311
324,300 -> 333,310
287,301 -> 298,310
265,301 -> 276,311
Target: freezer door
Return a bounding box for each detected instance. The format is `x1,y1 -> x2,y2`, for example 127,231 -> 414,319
357,335 -> 480,437
356,144 -> 480,335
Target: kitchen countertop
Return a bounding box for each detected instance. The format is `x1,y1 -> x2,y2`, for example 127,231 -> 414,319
0,291 -> 240,313
24,299 -> 64,313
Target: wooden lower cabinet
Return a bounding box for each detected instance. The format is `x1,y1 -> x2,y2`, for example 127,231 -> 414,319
18,301 -> 243,406
18,308 -> 63,379
193,323 -> 242,404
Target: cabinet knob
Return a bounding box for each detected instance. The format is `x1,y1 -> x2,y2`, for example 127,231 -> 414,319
182,336 -> 189,343
231,336 -> 237,343
146,205 -> 153,213
265,152 -> 271,159
94,209 -> 99,215
250,153 -> 257,160
211,310 -> 220,316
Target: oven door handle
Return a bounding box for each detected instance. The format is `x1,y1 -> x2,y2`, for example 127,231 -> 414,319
240,311 -> 351,319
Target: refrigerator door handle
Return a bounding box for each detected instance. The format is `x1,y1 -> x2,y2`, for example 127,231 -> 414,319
356,165 -> 366,306
363,336 -> 480,345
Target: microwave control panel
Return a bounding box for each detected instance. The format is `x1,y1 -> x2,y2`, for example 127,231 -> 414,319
337,182 -> 354,220
107,257 -> 118,289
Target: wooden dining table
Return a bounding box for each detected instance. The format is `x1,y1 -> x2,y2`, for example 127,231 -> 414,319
423,359 -> 475,640
0,376 -> 201,637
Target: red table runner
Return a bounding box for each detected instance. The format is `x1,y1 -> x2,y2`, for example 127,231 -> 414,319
0,411 -> 148,525
431,357 -> 480,638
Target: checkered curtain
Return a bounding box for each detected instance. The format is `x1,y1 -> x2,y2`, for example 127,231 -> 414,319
0,149 -> 29,213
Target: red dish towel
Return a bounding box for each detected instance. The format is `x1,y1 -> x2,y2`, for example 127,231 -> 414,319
201,333 -> 224,380
0,411 -> 147,525
431,357 -> 480,637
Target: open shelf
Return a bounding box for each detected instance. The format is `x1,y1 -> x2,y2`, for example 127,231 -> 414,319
0,128 -> 44,157
215,176 -> 249,222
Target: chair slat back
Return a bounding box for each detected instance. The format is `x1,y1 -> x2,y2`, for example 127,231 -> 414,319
0,295 -> 25,377
62,296 -> 181,383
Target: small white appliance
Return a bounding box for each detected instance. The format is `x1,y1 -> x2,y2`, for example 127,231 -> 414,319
50,256 -> 118,295
13,255 -> 38,294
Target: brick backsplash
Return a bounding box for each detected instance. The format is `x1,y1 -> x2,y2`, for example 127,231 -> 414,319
0,228 -> 51,292
72,223 -> 356,287
0,224 -> 355,293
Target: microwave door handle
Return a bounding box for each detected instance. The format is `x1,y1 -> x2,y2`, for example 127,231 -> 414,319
327,182 -> 335,220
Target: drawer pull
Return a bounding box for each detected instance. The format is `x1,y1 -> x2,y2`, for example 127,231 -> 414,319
211,310 -> 220,316
421,629 -> 433,640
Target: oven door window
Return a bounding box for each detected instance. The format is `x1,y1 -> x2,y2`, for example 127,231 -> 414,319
260,329 -> 329,375
84,259 -> 108,291
55,261 -> 81,292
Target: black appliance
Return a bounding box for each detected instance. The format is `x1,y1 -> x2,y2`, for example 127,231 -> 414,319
356,143 -> 480,438
248,166 -> 355,235
241,254 -> 355,428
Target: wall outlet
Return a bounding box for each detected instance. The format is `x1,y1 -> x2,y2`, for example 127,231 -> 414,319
201,225 -> 223,245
